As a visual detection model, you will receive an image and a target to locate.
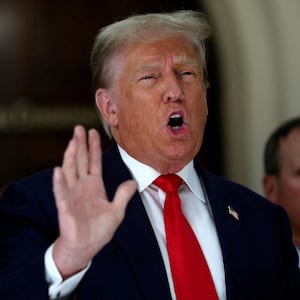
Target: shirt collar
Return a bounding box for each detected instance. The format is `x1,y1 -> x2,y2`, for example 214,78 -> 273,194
118,145 -> 206,203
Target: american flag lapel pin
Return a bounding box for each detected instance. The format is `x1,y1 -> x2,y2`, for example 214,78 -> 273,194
227,205 -> 239,221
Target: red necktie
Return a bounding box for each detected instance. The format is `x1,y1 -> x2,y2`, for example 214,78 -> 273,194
153,174 -> 218,300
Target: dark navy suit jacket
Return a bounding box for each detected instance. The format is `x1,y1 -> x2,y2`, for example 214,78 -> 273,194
0,143 -> 300,299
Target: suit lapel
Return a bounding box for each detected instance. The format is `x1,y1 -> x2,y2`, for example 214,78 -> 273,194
197,166 -> 250,299
102,145 -> 172,299
116,194 -> 172,299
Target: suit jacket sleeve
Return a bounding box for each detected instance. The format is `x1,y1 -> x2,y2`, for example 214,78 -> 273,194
0,170 -> 59,299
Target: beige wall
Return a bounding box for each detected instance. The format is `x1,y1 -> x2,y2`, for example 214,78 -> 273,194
202,0 -> 300,194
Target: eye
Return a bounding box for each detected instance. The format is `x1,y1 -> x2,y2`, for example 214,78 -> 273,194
140,75 -> 156,80
294,168 -> 300,177
181,71 -> 194,76
137,73 -> 161,86
178,70 -> 197,82
138,73 -> 161,83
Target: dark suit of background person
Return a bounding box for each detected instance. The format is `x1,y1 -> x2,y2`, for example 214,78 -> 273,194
0,10 -> 300,300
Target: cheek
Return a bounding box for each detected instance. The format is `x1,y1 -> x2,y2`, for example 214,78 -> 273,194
192,98 -> 207,129
192,87 -> 208,113
118,103 -> 148,135
289,180 -> 300,197
279,176 -> 300,200
121,93 -> 158,127
282,169 -> 300,187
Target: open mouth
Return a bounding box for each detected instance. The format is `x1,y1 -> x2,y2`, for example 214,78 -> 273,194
168,113 -> 184,131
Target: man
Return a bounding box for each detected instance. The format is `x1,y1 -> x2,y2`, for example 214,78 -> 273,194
263,117 -> 300,265
0,11 -> 299,299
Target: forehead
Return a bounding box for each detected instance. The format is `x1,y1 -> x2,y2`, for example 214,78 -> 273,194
122,35 -> 199,66
106,35 -> 201,86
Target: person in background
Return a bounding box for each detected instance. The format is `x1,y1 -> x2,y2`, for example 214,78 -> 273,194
0,10 -> 300,300
263,116 -> 300,266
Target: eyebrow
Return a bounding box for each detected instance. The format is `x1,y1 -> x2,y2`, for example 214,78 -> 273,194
176,53 -> 199,65
136,58 -> 199,74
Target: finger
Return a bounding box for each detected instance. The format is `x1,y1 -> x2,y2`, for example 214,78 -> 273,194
62,131 -> 78,185
53,167 -> 68,202
88,129 -> 101,176
113,180 -> 138,220
74,125 -> 89,176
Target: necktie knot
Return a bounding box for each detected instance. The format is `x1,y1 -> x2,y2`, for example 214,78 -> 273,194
153,174 -> 183,194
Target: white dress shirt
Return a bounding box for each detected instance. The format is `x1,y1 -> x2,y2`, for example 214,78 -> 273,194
46,146 -> 226,299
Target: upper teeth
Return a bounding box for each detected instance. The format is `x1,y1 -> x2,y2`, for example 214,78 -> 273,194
170,114 -> 181,119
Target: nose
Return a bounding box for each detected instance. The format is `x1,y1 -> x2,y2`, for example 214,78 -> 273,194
162,75 -> 184,103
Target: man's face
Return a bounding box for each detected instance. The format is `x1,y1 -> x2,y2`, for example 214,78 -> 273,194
264,127 -> 300,243
276,128 -> 300,235
97,35 -> 208,174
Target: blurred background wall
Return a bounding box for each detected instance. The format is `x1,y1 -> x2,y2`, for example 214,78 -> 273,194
0,0 -> 299,195
202,0 -> 300,193
0,0 -> 223,192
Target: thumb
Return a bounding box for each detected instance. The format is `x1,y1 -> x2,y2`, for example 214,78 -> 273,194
113,180 -> 138,218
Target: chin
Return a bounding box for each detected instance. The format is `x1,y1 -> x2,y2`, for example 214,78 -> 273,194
170,141 -> 199,158
167,149 -> 194,165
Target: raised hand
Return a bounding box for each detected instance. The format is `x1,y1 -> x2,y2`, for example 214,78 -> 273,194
52,125 -> 137,279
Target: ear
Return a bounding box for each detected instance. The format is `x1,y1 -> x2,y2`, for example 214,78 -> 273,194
262,174 -> 279,204
95,88 -> 118,126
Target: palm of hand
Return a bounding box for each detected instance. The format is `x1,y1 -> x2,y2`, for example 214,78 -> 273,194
52,125 -> 137,278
